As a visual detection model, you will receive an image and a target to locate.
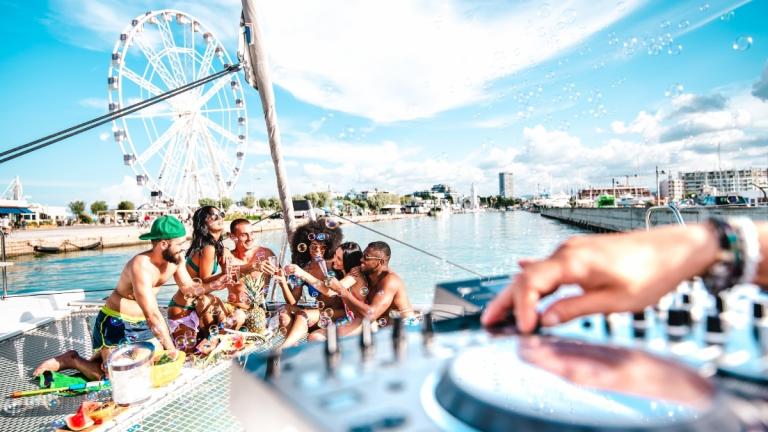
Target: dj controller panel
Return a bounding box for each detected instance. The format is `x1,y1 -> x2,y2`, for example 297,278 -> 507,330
230,276 -> 768,431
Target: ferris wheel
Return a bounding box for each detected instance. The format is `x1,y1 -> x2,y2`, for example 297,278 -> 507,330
107,10 -> 247,207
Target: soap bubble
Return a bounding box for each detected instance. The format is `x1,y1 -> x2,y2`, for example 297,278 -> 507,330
297,243 -> 308,253
678,20 -> 690,29
720,10 -> 735,21
664,83 -> 684,98
323,308 -> 334,318
318,316 -> 332,328
316,301 -> 325,310
307,233 -> 316,241
325,219 -> 338,229
377,318 -> 388,327
732,35 -> 752,51
316,233 -> 326,241
699,3 -> 710,12
667,44 -> 683,55
360,286 -> 369,296
209,325 -> 219,337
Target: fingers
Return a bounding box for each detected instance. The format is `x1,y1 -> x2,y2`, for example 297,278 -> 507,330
481,279 -> 517,326
541,289 -> 621,326
482,259 -> 567,334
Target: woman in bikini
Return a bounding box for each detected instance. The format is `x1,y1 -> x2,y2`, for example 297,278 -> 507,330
167,206 -> 243,347
277,218 -> 345,347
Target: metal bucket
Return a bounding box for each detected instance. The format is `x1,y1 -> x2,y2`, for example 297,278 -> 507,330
107,342 -> 155,405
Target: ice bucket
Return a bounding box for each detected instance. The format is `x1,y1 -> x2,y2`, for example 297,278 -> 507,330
107,342 -> 155,405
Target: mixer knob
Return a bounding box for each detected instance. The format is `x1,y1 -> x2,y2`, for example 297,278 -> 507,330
704,314 -> 726,345
667,308 -> 690,340
392,316 -> 406,361
632,311 -> 648,338
715,293 -> 726,314
602,314 -> 612,337
422,311 -> 434,351
265,350 -> 281,381
359,318 -> 374,363
325,322 -> 340,374
753,300 -> 765,320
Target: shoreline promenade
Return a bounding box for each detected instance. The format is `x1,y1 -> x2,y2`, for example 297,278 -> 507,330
1,213 -> 425,258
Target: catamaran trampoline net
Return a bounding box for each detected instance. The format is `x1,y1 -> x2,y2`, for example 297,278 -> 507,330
0,308 -> 279,432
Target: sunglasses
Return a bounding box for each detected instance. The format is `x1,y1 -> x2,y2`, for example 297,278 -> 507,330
207,211 -> 225,221
363,255 -> 384,261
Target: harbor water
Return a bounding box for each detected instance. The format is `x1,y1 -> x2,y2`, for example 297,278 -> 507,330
4,212 -> 591,305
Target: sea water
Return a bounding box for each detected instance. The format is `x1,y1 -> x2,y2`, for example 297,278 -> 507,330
4,212 -> 591,305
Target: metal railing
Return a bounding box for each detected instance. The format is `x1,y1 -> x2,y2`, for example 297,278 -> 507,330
644,204 -> 686,231
1,229 -> 8,299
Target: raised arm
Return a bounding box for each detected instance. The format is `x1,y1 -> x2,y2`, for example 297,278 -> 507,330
283,264 -> 336,297
130,257 -> 174,350
174,261 -> 229,296
482,221 -> 768,334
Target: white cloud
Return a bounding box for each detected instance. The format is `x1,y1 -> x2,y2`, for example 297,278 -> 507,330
99,176 -> 147,207
50,0 -> 643,123
79,97 -> 106,109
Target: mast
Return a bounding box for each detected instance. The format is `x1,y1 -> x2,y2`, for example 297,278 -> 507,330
240,0 -> 296,237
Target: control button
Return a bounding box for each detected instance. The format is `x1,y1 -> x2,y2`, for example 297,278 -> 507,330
320,389 -> 362,412
348,415 -> 407,432
386,380 -> 405,393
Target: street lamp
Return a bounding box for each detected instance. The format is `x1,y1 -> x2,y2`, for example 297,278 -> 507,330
655,166 -> 666,205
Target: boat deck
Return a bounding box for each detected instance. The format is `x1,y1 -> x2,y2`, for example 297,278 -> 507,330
0,307 -> 279,432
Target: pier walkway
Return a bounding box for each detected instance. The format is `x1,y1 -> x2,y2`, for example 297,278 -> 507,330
540,206 -> 768,232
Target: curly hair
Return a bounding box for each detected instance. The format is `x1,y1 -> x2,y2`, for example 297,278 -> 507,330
186,205 -> 224,259
290,217 -> 343,268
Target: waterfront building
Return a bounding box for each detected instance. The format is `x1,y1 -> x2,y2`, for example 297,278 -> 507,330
659,177 -> 685,201
577,186 -> 652,200
680,168 -> 768,196
499,172 -> 514,198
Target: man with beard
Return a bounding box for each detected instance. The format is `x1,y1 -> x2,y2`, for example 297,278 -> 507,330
33,216 -> 230,380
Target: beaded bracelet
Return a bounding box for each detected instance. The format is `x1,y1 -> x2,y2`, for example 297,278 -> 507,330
701,217 -> 743,295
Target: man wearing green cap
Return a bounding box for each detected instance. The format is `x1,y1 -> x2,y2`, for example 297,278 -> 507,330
33,215 -> 231,380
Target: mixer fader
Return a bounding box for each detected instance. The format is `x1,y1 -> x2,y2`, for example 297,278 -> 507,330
230,275 -> 767,431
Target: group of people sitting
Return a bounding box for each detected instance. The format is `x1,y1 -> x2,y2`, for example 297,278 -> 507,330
32,206 -> 413,380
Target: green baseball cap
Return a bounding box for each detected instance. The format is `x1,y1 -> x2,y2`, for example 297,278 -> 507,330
139,216 -> 187,240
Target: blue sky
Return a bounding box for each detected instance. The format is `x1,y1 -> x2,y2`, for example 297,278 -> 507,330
1,0 -> 767,207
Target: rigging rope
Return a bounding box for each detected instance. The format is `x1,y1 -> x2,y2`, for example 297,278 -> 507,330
333,214 -> 487,278
0,64 -> 241,164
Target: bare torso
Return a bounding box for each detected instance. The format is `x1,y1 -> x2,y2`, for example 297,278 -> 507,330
104,253 -> 176,318
367,271 -> 414,318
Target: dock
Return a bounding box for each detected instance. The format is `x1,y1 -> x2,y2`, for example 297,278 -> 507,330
539,206 -> 768,232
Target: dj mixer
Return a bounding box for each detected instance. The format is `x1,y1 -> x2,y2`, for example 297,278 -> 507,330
230,276 -> 768,431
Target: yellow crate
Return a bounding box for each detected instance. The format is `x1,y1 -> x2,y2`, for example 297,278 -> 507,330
150,350 -> 186,387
